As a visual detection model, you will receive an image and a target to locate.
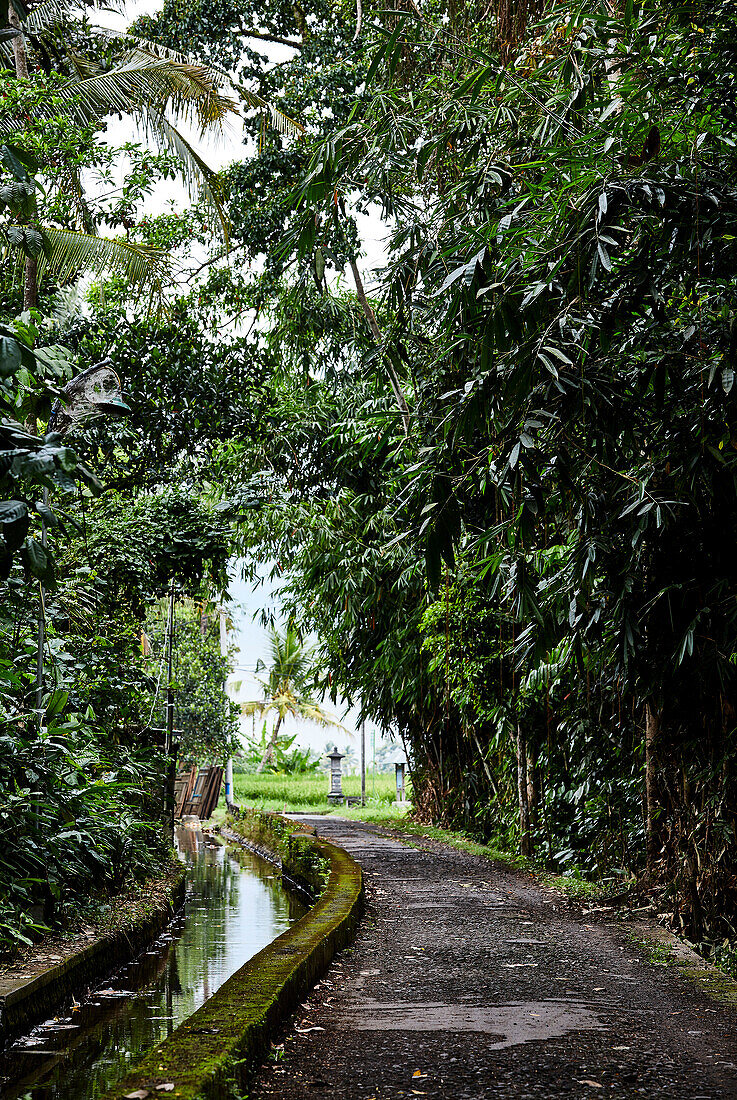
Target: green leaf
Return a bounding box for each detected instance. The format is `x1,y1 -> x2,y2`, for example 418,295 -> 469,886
22,537 -> 50,580
0,500 -> 27,523
0,335 -> 22,378
0,143 -> 35,181
44,689 -> 68,718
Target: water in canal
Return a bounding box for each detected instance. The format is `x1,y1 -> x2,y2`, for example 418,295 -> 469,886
0,827 -> 307,1100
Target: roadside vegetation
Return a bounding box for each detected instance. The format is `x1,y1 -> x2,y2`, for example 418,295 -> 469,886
0,0 -> 241,951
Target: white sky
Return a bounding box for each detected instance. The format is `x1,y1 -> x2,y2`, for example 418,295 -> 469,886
225,561 -> 401,763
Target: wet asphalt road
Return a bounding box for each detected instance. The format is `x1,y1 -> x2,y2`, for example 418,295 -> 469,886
248,819 -> 737,1099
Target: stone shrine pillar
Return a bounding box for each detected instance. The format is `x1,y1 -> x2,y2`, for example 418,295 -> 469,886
327,748 -> 345,805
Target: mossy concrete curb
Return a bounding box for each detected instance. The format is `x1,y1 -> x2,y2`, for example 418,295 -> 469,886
102,829 -> 363,1100
0,865 -> 186,1043
625,920 -> 737,1007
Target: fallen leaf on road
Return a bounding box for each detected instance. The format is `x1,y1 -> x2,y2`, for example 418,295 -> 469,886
577,1081 -> 603,1089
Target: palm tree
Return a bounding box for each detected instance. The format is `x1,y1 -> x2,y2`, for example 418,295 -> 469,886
2,0 -> 303,304
242,626 -> 346,773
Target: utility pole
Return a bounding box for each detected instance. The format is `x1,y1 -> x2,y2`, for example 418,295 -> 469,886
360,720 -> 366,806
162,579 -> 176,842
35,487 -> 49,719
165,578 -> 175,756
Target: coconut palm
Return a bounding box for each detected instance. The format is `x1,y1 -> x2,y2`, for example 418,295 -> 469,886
1,0 -> 303,303
242,626 -> 346,773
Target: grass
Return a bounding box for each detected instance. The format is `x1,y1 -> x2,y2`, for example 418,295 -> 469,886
228,770 -> 403,814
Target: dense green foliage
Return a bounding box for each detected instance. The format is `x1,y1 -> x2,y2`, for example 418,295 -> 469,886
4,0 -> 737,960
0,0 -> 240,949
177,0 -> 737,945
147,600 -> 240,763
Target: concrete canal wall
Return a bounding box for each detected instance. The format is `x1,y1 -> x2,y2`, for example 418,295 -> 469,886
0,862 -> 186,1044
101,810 -> 364,1100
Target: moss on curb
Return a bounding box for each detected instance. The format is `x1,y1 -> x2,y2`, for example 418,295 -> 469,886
224,808 -> 329,898
626,922 -> 737,1007
101,817 -> 363,1100
0,861 -> 186,1043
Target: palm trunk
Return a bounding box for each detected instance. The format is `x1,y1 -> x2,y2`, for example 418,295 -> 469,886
8,4 -> 39,316
257,713 -> 282,773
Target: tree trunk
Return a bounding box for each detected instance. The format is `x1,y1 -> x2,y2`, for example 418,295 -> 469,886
645,700 -> 660,871
9,0 -> 28,78
8,5 -> 39,316
527,745 -> 537,827
257,713 -> 282,773
517,723 -> 533,857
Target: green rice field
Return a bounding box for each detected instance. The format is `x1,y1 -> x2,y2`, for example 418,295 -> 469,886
228,770 -> 411,818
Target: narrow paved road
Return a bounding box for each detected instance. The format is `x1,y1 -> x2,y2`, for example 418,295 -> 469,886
250,819 -> 737,1099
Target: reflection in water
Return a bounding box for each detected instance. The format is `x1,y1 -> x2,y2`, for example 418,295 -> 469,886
0,828 -> 306,1100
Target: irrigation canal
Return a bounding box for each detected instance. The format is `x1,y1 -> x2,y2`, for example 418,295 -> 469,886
0,827 -> 306,1099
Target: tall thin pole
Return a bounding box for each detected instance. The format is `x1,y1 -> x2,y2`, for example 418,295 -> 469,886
360,720 -> 366,806
372,726 -> 376,798
220,605 -> 233,807
35,486 -> 49,720
165,579 -> 175,755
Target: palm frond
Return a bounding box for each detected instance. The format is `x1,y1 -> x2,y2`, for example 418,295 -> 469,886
95,27 -> 232,85
41,227 -> 169,287
138,109 -> 229,242
21,0 -> 125,33
239,87 -> 304,138
21,0 -> 75,33
21,0 -> 68,33
296,701 -> 348,731
123,48 -> 237,129
56,54 -> 236,131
